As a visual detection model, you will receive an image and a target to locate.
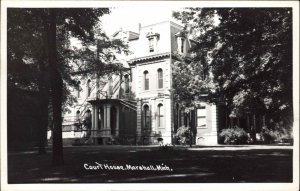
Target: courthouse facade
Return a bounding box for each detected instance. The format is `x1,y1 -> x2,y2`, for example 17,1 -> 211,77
61,21 -> 221,145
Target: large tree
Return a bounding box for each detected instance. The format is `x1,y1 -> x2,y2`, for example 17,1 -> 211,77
173,8 -> 293,130
7,8 -> 127,164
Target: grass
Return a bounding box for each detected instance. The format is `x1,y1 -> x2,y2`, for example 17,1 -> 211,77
7,145 -> 293,183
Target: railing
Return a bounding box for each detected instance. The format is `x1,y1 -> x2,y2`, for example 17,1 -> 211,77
78,75 -> 120,118
120,99 -> 137,111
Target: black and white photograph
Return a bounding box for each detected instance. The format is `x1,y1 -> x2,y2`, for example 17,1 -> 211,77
1,1 -> 299,191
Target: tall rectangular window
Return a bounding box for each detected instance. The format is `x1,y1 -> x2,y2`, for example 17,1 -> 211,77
158,104 -> 164,128
197,106 -> 206,128
87,79 -> 91,97
144,71 -> 149,90
157,69 -> 163,89
144,105 -> 151,129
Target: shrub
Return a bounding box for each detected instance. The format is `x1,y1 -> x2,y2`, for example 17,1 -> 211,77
175,126 -> 190,145
220,126 -> 248,145
261,127 -> 293,144
158,144 -> 175,152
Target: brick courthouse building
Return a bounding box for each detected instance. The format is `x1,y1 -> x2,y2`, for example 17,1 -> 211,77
59,21 -> 222,145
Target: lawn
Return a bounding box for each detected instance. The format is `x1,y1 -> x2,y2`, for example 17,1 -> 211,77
7,145 -> 293,183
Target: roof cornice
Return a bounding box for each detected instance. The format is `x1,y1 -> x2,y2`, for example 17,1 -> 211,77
128,52 -> 171,65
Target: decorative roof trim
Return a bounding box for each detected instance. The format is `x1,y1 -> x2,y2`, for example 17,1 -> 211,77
128,52 -> 171,65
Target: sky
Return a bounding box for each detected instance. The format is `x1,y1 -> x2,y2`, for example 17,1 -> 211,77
101,7 -> 182,35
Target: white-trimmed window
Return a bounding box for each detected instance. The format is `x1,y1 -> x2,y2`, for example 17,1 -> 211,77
144,71 -> 149,90
143,105 -> 151,129
157,68 -> 163,89
149,38 -> 154,52
177,37 -> 186,54
180,37 -> 185,53
197,106 -> 207,128
124,75 -> 130,94
146,31 -> 159,53
87,79 -> 91,97
158,103 -> 164,128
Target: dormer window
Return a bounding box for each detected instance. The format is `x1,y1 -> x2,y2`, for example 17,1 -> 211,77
177,37 -> 186,54
180,38 -> 185,53
146,30 -> 160,53
149,38 -> 154,52
176,31 -> 187,54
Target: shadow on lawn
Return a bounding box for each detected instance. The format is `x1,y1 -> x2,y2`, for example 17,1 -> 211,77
7,146 -> 293,183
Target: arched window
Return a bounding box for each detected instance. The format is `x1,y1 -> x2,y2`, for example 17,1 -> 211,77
144,71 -> 149,90
158,104 -> 164,128
157,68 -> 163,89
143,105 -> 151,129
77,81 -> 81,98
124,75 -> 130,94
87,79 -> 91,97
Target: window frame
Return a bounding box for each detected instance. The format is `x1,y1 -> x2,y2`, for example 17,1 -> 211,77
124,75 -> 130,94
157,68 -> 163,89
196,106 -> 207,128
157,103 -> 164,128
143,105 -> 151,130
87,79 -> 91,97
144,71 -> 149,90
149,37 -> 154,52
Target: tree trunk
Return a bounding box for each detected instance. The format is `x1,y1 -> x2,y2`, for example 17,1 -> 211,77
37,81 -> 49,155
47,8 -> 64,165
37,44 -> 50,155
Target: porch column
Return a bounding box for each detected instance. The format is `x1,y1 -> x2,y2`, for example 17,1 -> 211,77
211,104 -> 217,133
103,104 -> 107,133
100,107 -> 104,129
92,105 -> 95,130
94,105 -> 98,133
164,97 -> 172,144
115,106 -> 119,136
208,104 -> 218,145
106,104 -> 111,135
136,99 -> 142,144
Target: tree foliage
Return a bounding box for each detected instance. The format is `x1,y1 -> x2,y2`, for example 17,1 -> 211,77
7,8 -> 128,163
173,8 -> 293,128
